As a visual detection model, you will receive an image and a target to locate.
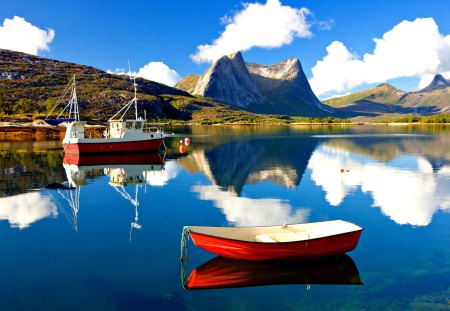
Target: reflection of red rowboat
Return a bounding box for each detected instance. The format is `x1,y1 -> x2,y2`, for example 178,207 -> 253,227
183,254 -> 362,290
63,152 -> 164,166
183,220 -> 363,261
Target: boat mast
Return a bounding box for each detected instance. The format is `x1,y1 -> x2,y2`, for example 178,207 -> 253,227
108,61 -> 140,121
133,76 -> 138,120
129,59 -> 138,120
72,75 -> 79,121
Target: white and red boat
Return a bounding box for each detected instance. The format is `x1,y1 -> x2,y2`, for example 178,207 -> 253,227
182,220 -> 363,261
58,75 -> 165,155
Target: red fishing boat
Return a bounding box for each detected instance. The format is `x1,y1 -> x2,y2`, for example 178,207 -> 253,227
51,75 -> 165,155
183,254 -> 362,290
183,220 -> 363,261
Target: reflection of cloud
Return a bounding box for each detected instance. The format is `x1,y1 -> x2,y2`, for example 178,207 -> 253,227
192,185 -> 309,226
309,145 -> 450,226
145,161 -> 180,186
0,192 -> 58,229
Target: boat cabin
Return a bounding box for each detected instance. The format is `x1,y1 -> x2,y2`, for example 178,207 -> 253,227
109,119 -> 145,138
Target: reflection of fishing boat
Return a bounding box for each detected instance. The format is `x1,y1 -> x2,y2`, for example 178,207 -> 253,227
53,153 -> 166,232
183,254 -> 362,290
183,220 -> 363,261
63,152 -> 164,166
50,75 -> 165,154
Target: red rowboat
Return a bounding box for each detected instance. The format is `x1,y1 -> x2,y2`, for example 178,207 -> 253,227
183,254 -> 362,290
183,220 -> 363,261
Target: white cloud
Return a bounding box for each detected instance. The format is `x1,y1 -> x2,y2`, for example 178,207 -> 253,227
0,192 -> 58,229
309,18 -> 450,96
308,145 -> 450,226
108,62 -> 181,86
0,16 -> 54,55
136,62 -> 182,86
191,0 -> 312,63
192,185 -> 309,227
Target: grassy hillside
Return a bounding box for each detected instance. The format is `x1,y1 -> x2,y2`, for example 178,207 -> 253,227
0,49 -> 277,124
323,82 -> 450,116
324,84 -> 406,107
174,74 -> 200,93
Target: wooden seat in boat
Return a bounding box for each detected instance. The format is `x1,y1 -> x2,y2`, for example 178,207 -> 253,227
255,232 -> 310,243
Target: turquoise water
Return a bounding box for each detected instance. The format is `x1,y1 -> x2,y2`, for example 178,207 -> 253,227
1,125 -> 449,310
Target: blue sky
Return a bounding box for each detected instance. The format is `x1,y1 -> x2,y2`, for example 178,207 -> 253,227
1,0 -> 449,98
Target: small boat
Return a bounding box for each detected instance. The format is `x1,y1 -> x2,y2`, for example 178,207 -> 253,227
183,220 -> 363,261
50,75 -> 165,154
183,254 -> 362,290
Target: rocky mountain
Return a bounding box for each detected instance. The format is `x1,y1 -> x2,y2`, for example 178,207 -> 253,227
324,75 -> 450,117
176,51 -> 333,117
0,49 -> 260,123
419,73 -> 450,92
192,52 -> 264,109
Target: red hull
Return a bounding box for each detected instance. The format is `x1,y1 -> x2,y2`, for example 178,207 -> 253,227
184,254 -> 362,290
63,152 -> 164,166
63,138 -> 163,154
188,230 -> 362,261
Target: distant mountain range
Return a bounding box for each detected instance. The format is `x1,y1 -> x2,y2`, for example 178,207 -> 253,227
176,52 -> 333,117
1,48 -> 449,122
324,74 -> 450,117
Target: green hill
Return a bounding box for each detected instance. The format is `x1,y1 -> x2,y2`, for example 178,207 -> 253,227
324,79 -> 450,117
0,49 -> 267,123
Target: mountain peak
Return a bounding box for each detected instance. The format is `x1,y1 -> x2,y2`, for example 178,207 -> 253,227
246,58 -> 301,80
419,73 -> 450,92
228,51 -> 244,61
192,51 -> 263,108
181,53 -> 333,116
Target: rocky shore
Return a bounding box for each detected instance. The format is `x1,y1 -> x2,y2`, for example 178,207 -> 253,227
0,120 -> 106,140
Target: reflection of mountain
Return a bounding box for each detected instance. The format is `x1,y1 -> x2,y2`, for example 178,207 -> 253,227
0,141 -> 66,197
321,133 -> 450,167
179,137 -> 318,194
183,254 -> 362,290
308,145 -> 450,226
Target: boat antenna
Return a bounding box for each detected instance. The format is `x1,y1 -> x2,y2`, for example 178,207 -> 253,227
128,59 -> 138,120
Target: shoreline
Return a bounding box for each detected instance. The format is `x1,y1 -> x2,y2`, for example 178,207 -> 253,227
0,121 -> 106,140
1,121 -> 449,141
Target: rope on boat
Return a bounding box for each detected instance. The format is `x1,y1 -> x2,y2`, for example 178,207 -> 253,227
180,226 -> 191,262
180,226 -> 191,289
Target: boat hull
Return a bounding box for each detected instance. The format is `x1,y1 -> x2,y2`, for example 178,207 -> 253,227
63,138 -> 163,155
188,229 -> 362,261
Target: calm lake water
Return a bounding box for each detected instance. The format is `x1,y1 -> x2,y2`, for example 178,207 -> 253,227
1,125 -> 450,310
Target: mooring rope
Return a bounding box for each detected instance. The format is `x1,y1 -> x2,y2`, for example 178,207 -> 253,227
180,226 -> 190,262
180,226 -> 191,289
